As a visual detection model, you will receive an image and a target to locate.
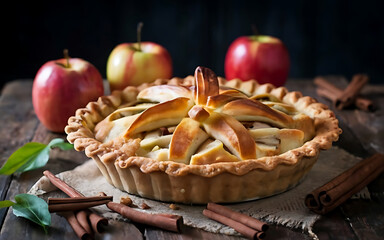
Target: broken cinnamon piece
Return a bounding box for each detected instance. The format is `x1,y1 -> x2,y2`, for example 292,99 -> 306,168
60,211 -> 93,240
207,203 -> 269,232
305,153 -> 384,215
314,76 -> 374,111
203,209 -> 265,240
107,202 -> 183,233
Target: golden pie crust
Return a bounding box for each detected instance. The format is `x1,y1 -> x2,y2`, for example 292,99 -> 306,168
65,67 -> 341,204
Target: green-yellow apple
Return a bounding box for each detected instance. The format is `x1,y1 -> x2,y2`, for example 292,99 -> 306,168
224,35 -> 290,87
106,42 -> 173,90
32,51 -> 104,133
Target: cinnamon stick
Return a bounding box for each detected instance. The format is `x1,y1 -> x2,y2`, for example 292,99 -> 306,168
75,208 -> 108,234
314,76 -> 374,111
207,203 -> 268,232
43,170 -> 84,197
48,199 -> 112,213
107,202 -> 183,233
335,74 -> 369,110
315,86 -> 339,102
59,211 -> 93,240
75,211 -> 93,236
355,97 -> 375,112
88,211 -> 108,233
314,77 -> 343,96
98,191 -> 183,231
43,171 -> 109,234
203,209 -> 265,240
43,171 -> 183,233
305,153 -> 384,214
48,196 -> 113,204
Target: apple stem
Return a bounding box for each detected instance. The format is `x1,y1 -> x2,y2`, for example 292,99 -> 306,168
251,24 -> 259,36
137,22 -> 144,51
63,49 -> 70,68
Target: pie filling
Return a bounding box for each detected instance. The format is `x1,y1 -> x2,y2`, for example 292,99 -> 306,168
94,67 -> 315,165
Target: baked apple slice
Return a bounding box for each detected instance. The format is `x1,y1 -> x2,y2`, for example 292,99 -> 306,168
190,140 -> 239,165
194,66 -> 219,105
137,85 -> 192,103
169,118 -> 209,164
222,98 -> 293,128
202,112 -> 257,160
124,97 -> 194,137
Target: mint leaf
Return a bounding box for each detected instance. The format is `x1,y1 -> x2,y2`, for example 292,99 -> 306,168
0,138 -> 73,175
0,200 -> 15,208
12,194 -> 51,232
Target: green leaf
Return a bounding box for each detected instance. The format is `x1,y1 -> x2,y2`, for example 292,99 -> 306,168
0,142 -> 47,175
0,200 -> 15,208
16,146 -> 50,173
12,194 -> 51,232
0,138 -> 74,175
48,138 -> 74,151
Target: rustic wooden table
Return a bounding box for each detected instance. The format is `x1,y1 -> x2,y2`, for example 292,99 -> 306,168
0,78 -> 383,240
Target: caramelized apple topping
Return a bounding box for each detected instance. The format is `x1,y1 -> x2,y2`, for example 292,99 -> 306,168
94,66 -> 315,165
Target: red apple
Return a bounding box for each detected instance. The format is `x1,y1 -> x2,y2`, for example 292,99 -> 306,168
32,51 -> 104,133
224,35 -> 290,87
106,23 -> 172,91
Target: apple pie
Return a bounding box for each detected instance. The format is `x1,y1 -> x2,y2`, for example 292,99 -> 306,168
65,66 -> 341,203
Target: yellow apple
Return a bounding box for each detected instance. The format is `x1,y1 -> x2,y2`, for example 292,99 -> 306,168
107,42 -> 172,90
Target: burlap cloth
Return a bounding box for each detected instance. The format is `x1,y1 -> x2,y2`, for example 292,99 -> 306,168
29,146 -> 368,239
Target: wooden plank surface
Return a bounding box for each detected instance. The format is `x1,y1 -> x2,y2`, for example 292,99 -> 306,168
0,80 -> 39,228
0,79 -> 383,240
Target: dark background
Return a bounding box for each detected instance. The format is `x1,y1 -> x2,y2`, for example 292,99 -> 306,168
2,0 -> 384,91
